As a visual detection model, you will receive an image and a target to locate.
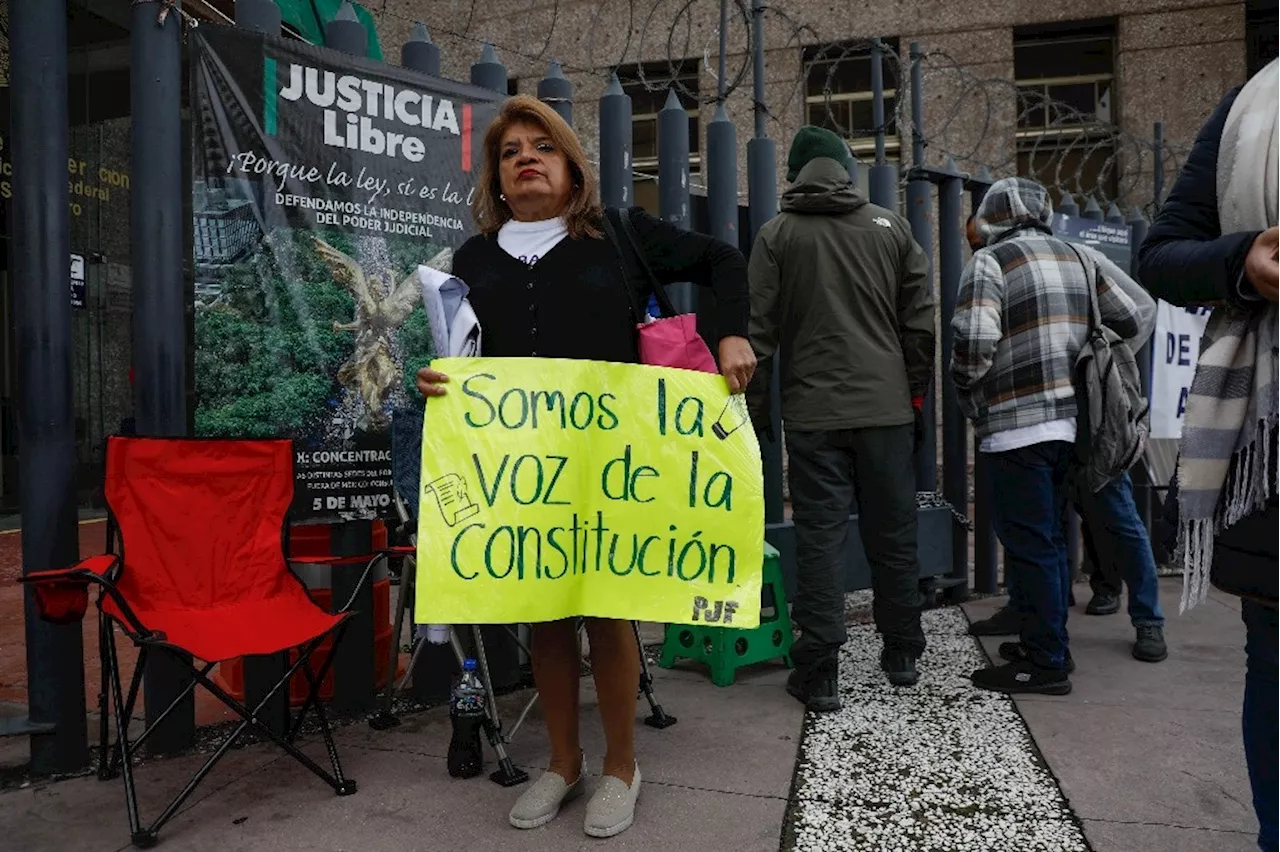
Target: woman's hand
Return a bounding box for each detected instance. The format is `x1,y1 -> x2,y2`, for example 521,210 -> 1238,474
1245,227 -> 1279,303
416,366 -> 450,399
718,336 -> 757,394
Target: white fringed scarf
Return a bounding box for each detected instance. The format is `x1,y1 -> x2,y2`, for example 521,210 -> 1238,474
1176,58 -> 1279,612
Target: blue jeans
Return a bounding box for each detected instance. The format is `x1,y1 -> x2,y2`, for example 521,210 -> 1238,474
990,442 -> 1073,670
1243,599 -> 1278,851
1076,472 -> 1164,627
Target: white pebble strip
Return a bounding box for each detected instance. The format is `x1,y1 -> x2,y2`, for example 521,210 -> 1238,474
788,606 -> 1089,852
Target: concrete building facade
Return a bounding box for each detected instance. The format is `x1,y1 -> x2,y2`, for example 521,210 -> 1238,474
366,0 -> 1275,211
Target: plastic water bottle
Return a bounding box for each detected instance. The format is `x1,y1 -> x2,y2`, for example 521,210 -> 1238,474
447,659 -> 486,779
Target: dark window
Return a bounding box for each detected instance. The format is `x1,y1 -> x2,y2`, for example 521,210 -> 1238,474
1247,0 -> 1279,79
617,60 -> 701,168
802,39 -> 900,156
1014,24 -> 1118,204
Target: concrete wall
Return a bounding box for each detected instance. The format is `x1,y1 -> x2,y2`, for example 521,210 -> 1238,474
363,0 -> 1250,209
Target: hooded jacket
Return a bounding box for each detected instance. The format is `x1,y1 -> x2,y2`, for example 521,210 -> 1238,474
746,157 -> 933,431
951,177 -> 1150,440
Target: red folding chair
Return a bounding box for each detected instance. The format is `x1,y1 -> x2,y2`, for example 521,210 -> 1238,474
20,437 -> 370,848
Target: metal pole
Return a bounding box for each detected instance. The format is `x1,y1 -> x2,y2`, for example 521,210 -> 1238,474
235,0 -> 281,33
717,0 -> 729,101
471,42 -> 508,94
707,106 -> 738,249
133,0 -> 193,755
748,0 -> 782,527
230,5 -> 291,739
658,88 -> 693,313
704,103 -> 737,350
324,1 -> 367,56
401,22 -> 441,77
938,158 -> 968,600
12,0 -> 88,775
599,74 -> 633,209
323,2 -> 378,715
1105,202 -> 1125,225
868,39 -> 898,212
538,62 -> 573,126
1128,206 -> 1154,536
969,169 -> 998,594
905,42 -> 936,490
1082,195 -> 1103,222
1058,192 -> 1080,218
1153,122 -> 1165,207
871,39 -> 887,167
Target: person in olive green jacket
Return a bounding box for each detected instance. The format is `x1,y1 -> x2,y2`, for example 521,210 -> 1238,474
747,125 -> 934,710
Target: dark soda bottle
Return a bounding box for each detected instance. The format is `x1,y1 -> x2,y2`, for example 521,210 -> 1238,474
447,659 -> 486,778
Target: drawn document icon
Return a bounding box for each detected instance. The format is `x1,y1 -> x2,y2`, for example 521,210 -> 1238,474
424,473 -> 480,527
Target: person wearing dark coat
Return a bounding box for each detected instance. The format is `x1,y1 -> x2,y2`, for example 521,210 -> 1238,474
1137,59 -> 1278,852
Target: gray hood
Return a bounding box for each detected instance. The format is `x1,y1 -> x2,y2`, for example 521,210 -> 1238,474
975,177 -> 1054,246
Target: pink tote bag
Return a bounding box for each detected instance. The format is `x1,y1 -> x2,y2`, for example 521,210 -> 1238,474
604,209 -> 719,375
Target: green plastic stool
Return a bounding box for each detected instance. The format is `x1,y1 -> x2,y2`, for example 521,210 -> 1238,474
657,543 -> 793,687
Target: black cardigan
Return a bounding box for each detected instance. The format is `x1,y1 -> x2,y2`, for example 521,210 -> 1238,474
1137,85 -> 1263,309
450,207 -> 750,363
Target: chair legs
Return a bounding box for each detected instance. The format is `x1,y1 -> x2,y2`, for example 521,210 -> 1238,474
97,621 -> 356,848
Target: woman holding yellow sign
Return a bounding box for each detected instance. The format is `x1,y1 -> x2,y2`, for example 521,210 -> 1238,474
415,94 -> 754,838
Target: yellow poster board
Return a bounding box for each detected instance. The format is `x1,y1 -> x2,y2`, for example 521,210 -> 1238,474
414,357 -> 764,628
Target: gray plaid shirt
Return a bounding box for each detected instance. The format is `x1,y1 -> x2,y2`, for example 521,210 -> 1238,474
950,178 -> 1151,441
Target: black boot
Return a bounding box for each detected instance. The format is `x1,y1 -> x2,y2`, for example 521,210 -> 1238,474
1132,624 -> 1168,662
967,605 -> 1021,637
880,648 -> 920,687
1086,592 -> 1121,616
785,658 -> 841,712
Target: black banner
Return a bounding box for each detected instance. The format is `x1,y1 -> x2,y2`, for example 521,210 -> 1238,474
190,25 -> 498,522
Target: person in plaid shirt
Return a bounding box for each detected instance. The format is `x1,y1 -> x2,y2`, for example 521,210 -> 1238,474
951,177 -> 1147,695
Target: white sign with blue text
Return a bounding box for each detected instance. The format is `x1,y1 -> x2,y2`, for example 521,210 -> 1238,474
1150,300 -> 1212,439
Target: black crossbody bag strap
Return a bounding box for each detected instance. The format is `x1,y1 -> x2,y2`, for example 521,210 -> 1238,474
601,208 -> 678,320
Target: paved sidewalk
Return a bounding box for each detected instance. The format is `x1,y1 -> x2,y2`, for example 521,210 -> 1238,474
1,648 -> 803,852
967,578 -> 1258,852
0,578 -> 1256,851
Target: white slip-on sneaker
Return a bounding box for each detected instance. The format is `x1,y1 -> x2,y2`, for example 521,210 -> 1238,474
508,753 -> 586,830
583,762 -> 641,838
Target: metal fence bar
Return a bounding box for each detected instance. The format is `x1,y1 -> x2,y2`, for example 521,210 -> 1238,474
658,89 -> 693,313
905,42 -> 937,491
868,39 -> 899,212
401,22 -> 441,76
325,2 -> 367,56
321,0 -> 381,717
235,0 -> 280,32
1129,206 -> 1155,535
471,42 -> 508,93
1153,122 -> 1166,206
968,169 -> 999,594
538,61 -> 573,126
748,0 -> 783,527
599,74 -> 633,210
134,0 -> 195,756
11,0 -> 88,774
937,158 -> 968,601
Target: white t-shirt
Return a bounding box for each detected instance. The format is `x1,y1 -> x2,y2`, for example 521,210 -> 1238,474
497,217 -> 568,267
980,418 -> 1076,453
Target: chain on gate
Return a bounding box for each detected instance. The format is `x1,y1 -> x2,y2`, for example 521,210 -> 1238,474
915,491 -> 974,532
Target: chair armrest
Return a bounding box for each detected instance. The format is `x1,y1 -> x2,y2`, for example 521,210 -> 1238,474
19,554 -> 119,584
19,555 -> 123,627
